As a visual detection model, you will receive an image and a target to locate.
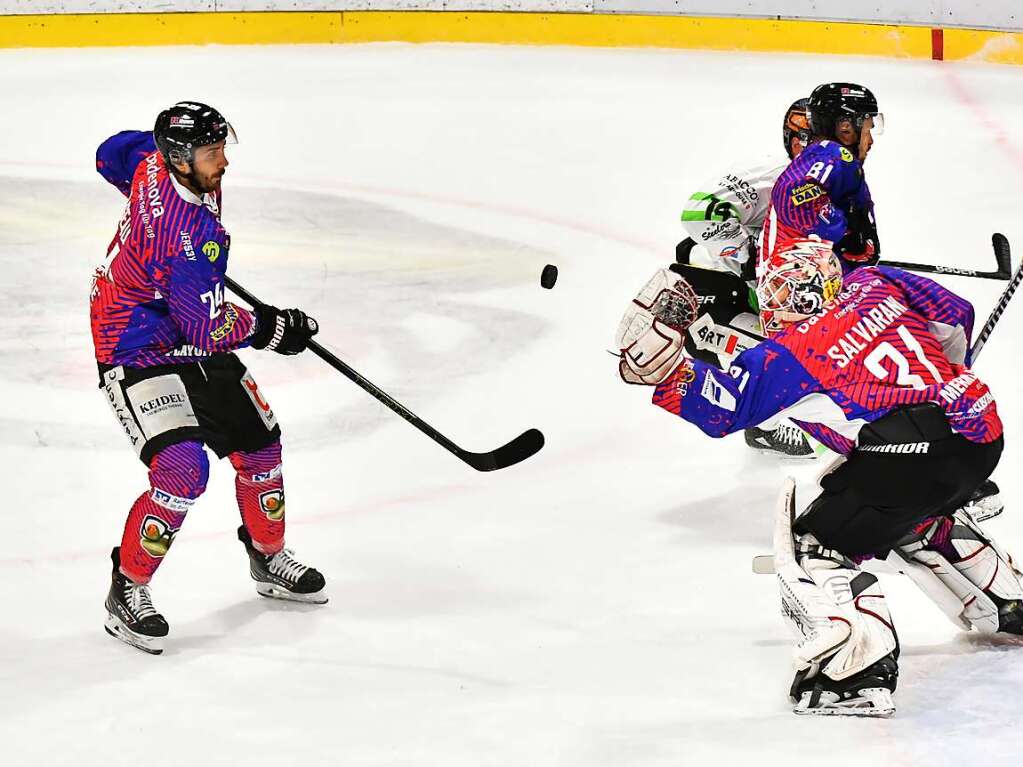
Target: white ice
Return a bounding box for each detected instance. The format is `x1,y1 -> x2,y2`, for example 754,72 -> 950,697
2,41 -> 1023,766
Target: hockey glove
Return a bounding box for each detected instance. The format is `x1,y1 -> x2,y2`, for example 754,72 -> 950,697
836,205 -> 880,265
616,269 -> 699,385
250,304 -> 319,355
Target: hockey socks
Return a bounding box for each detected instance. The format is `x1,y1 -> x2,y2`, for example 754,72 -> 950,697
230,441 -> 285,555
118,441 -> 207,583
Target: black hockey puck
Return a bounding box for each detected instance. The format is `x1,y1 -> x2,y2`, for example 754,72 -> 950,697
540,264 -> 558,289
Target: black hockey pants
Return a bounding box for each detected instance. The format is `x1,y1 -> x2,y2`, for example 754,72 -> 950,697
795,403 -> 1003,558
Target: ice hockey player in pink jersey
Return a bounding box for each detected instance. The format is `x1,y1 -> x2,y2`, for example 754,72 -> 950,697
91,102 -> 327,655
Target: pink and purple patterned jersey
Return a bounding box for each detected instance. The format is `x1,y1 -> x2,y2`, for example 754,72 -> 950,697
652,266 -> 1001,453
759,139 -> 874,265
90,131 -> 256,367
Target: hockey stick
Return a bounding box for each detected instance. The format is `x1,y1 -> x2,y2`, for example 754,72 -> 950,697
880,233 -> 1011,281
970,234 -> 1021,360
224,276 -> 545,472
751,234 -> 1017,575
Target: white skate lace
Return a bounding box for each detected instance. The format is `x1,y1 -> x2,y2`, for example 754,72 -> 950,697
775,424 -> 807,447
124,581 -> 159,620
267,549 -> 308,584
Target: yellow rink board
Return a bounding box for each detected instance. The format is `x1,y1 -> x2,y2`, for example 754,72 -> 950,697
0,10 -> 1020,66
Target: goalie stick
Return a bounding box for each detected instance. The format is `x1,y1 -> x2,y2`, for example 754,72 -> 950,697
224,276 -> 545,472
752,234 -> 1017,575
880,232 -> 1011,281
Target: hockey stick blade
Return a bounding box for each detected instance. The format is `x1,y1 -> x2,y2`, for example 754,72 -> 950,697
879,260 -> 1009,280
972,235 -> 1021,361
458,428 -> 545,472
224,276 -> 546,473
993,232 -> 1011,276
881,234 -> 1011,280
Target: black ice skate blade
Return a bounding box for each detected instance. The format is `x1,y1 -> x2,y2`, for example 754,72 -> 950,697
792,689 -> 895,718
255,583 -> 329,605
104,618 -> 164,655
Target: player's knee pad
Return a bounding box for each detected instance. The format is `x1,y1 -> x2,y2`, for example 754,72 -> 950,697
895,509 -> 1023,633
148,440 -> 210,504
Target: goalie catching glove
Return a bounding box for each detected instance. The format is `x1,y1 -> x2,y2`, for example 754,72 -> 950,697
250,304 -> 319,356
615,269 -> 700,385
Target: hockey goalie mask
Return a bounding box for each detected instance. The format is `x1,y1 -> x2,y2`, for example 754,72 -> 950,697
616,269 -> 700,385
757,239 -> 842,335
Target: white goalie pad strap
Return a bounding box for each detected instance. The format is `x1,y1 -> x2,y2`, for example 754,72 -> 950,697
774,478 -> 897,680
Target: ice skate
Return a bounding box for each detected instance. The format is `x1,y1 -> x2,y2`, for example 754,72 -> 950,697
744,423 -> 815,459
791,656 -> 898,718
103,547 -> 169,655
237,526 -> 327,604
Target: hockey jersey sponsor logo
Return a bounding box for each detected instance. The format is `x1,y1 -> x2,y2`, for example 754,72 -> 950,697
858,441 -> 930,454
700,370 -> 737,411
674,365 -> 696,396
180,231 -> 197,261
259,489 -> 285,521
144,153 -> 165,219
968,391 -> 994,415
202,241 -> 221,263
938,371 -> 978,404
104,370 -> 143,449
209,303 -> 240,342
826,296 -> 909,368
139,513 -> 180,557
150,489 -> 196,513
790,182 -> 823,207
701,219 -> 741,241
252,464 -> 283,483
138,393 -> 186,415
240,372 -> 278,430
126,374 -> 199,439
169,344 -> 211,358
721,173 -> 760,208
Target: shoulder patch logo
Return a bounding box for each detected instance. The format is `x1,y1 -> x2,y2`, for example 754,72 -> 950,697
202,241 -> 221,262
840,147 -> 855,163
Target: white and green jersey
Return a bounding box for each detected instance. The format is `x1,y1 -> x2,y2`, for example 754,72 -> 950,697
681,160 -> 787,277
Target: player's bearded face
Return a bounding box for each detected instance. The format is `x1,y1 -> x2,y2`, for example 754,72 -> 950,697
190,142 -> 229,193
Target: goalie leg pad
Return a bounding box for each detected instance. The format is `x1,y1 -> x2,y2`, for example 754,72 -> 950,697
896,508 -> 1023,634
774,478 -> 898,716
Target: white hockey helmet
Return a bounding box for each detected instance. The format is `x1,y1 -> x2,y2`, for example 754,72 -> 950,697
757,238 -> 842,335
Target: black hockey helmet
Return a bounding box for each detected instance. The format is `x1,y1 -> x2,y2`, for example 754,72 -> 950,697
782,98 -> 811,159
807,83 -> 883,142
154,101 -> 237,167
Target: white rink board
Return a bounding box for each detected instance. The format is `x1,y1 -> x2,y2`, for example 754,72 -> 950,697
596,0 -> 1022,30
1,0 -> 1021,31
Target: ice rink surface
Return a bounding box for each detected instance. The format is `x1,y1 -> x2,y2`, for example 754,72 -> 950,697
2,41 -> 1023,766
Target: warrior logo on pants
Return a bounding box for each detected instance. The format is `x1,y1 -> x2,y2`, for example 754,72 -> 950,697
140,515 -> 177,557
259,490 -> 285,521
